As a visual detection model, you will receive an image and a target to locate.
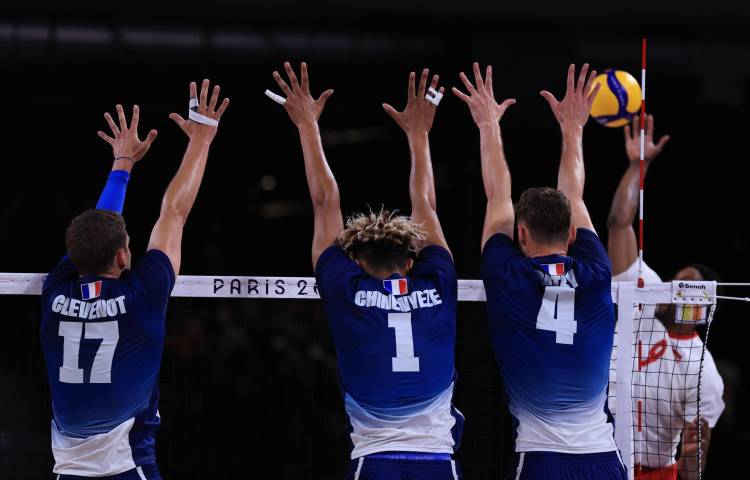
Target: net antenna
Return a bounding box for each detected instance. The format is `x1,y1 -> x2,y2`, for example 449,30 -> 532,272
637,38 -> 647,289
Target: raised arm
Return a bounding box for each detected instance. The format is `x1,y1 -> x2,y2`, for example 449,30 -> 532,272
96,104 -> 158,213
147,79 -> 230,276
383,68 -> 449,253
540,64 -> 600,232
269,62 -> 339,269
607,115 -> 669,274
452,62 -> 516,250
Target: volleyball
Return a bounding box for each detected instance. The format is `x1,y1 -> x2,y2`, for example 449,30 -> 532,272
590,69 -> 642,127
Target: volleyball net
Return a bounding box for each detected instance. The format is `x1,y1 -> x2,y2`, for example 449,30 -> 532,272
0,274 -> 722,479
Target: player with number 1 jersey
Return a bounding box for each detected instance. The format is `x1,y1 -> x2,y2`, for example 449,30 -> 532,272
40,81 -> 229,479
454,62 -> 626,479
269,62 -> 462,479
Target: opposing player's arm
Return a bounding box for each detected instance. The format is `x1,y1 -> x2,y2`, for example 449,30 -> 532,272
270,62 -> 340,269
452,63 -> 516,250
147,79 -> 230,276
607,115 -> 669,275
383,68 -> 449,253
677,417 -> 711,480
96,104 -> 158,213
540,64 -> 600,232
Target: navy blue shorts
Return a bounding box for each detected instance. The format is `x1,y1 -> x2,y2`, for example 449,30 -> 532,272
58,464 -> 161,480
345,452 -> 462,480
506,451 -> 627,480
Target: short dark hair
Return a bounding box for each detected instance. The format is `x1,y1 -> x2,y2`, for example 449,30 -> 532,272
65,209 -> 127,275
515,187 -> 571,245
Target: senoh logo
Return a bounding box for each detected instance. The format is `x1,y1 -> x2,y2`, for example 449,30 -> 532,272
678,282 -> 706,290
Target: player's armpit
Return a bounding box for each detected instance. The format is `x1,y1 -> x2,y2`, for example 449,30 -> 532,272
481,197 -> 514,252
147,213 -> 183,277
411,204 -> 450,256
311,195 -> 344,270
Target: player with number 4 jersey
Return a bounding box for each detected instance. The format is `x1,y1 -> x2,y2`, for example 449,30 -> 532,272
269,62 -> 462,479
454,62 -> 626,479
40,81 -> 229,479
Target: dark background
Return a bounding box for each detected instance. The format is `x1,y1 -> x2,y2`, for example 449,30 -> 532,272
0,0 -> 748,478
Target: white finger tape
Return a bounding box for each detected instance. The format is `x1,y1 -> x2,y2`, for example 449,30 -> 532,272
265,89 -> 287,105
188,97 -> 219,126
426,87 -> 443,106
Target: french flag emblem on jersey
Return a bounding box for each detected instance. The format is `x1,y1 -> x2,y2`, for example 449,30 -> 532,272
543,263 -> 565,276
81,281 -> 102,300
383,278 -> 408,296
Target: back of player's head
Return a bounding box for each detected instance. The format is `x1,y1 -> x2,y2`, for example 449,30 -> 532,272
65,209 -> 127,275
338,208 -> 425,273
515,187 -> 571,246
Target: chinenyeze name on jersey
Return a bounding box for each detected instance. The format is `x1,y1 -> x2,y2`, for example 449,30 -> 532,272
354,289 -> 442,312
51,294 -> 127,319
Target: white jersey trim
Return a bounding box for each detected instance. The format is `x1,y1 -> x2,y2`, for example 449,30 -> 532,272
51,417 -> 136,476
346,382 -> 458,459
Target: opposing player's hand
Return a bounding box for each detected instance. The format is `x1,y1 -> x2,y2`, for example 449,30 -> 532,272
98,105 -> 158,162
169,79 -> 230,143
624,114 -> 670,165
452,63 -> 515,128
272,62 -> 333,129
681,417 -> 710,458
383,68 -> 443,137
540,63 -> 600,131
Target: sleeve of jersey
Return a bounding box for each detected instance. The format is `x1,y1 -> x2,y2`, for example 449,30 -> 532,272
412,246 -> 457,298
43,256 -> 78,293
567,228 -> 612,280
315,244 -> 360,299
699,350 -> 726,428
480,233 -> 520,279
130,250 -> 177,308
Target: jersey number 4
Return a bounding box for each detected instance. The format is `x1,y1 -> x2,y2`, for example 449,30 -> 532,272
58,321 -> 119,384
388,313 -> 420,372
536,286 -> 577,345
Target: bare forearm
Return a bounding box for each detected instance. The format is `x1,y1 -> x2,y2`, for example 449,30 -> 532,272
160,138 -> 211,221
479,123 -> 511,202
408,132 -> 436,210
557,126 -> 585,200
607,164 -> 642,228
298,122 -> 339,207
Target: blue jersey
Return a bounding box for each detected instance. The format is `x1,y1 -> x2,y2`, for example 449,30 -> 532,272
316,245 -> 463,458
481,228 -> 617,454
40,250 -> 175,476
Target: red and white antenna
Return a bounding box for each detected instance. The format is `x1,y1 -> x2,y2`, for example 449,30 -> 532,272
637,38 -> 647,289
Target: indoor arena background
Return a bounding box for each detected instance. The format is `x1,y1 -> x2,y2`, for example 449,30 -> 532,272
1,1 -> 748,478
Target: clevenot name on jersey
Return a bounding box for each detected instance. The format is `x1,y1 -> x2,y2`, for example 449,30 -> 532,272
354,289 -> 442,312
51,294 -> 127,319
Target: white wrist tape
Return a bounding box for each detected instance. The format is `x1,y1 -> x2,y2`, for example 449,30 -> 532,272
265,89 -> 287,105
188,97 -> 219,126
425,87 -> 443,106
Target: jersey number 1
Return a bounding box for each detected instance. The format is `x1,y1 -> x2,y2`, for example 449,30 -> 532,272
59,321 -> 120,384
388,313 -> 420,372
536,286 -> 577,345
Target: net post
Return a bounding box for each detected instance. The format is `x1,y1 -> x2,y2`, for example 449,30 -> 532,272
614,281 -> 636,480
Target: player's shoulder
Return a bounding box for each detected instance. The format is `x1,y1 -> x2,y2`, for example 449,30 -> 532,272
481,233 -> 525,278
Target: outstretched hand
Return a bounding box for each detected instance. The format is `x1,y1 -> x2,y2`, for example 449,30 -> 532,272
98,104 -> 158,162
540,63 -> 600,130
169,79 -> 230,143
272,62 -> 333,128
383,68 -> 443,136
625,114 -> 670,165
452,62 -> 516,128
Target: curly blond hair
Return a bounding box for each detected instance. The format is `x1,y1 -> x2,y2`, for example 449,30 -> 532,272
337,208 -> 426,270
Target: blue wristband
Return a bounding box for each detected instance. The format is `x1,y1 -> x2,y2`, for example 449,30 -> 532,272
95,170 -> 130,214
